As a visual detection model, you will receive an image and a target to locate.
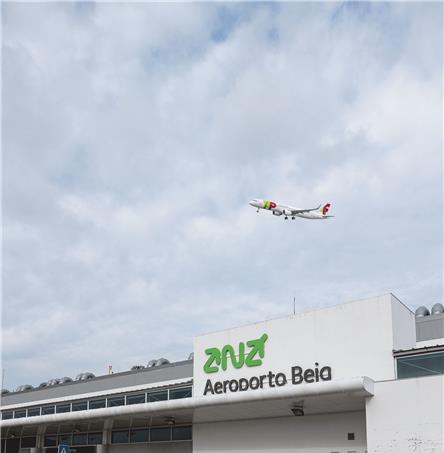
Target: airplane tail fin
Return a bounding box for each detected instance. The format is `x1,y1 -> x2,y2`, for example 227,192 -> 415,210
320,203 -> 331,216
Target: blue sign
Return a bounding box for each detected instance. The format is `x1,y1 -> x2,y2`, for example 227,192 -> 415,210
58,445 -> 69,453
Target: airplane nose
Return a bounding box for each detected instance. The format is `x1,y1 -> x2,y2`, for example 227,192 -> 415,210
249,200 -> 255,206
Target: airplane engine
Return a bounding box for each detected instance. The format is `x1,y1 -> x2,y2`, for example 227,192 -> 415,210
272,210 -> 282,216
283,209 -> 293,216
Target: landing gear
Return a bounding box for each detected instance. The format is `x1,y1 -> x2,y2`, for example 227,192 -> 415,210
292,216 -> 295,220
257,209 -> 260,213
285,216 -> 288,220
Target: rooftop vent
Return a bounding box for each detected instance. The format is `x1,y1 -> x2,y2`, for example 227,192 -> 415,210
431,303 -> 444,315
415,306 -> 430,317
15,384 -> 33,392
60,376 -> 73,384
147,358 -> 170,368
155,358 -> 170,367
188,352 -> 194,360
75,372 -> 95,381
131,365 -> 145,370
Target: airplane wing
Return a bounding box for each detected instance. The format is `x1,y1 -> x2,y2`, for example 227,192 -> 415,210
289,204 -> 321,214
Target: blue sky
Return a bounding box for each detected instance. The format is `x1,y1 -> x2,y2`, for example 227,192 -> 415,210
2,2 -> 442,390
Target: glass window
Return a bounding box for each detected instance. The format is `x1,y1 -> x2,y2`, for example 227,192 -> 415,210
2,411 -> 13,420
27,407 -> 41,417
44,435 -> 57,446
150,427 -> 171,442
58,434 -> 72,445
21,437 -> 37,448
397,352 -> 444,379
56,404 -> 71,413
42,405 -> 55,415
169,387 -> 192,400
87,432 -> 103,445
107,396 -> 125,407
172,426 -> 192,441
73,433 -> 88,445
14,409 -> 26,418
72,401 -> 88,412
130,429 -> 149,443
89,399 -> 106,409
111,430 -> 129,444
147,390 -> 168,402
126,393 -> 145,405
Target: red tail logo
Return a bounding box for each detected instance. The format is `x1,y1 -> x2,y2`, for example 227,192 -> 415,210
322,203 -> 331,215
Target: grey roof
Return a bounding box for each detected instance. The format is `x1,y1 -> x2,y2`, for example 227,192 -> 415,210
1,360 -> 193,407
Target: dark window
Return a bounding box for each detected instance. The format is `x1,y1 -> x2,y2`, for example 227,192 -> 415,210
87,432 -> 103,445
348,432 -> 355,440
107,396 -> 125,407
56,404 -> 71,413
27,407 -> 41,417
147,390 -> 168,402
58,434 -> 72,445
44,435 -> 57,446
126,393 -> 145,405
397,352 -> 444,379
14,409 -> 26,418
169,387 -> 192,400
172,425 -> 192,441
73,433 -> 88,445
111,430 -> 129,444
42,405 -> 55,415
2,411 -> 13,420
89,399 -> 106,409
150,427 -> 171,442
72,401 -> 88,411
21,436 -> 37,448
130,429 -> 149,443
4,438 -> 20,452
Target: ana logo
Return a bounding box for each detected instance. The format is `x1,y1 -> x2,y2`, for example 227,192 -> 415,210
204,333 -> 268,374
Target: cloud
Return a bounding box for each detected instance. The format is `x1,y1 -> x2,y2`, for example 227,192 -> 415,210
2,2 -> 442,389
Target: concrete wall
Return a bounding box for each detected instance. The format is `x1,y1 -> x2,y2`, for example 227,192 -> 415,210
391,295 -> 416,351
416,313 -> 444,342
194,294 -> 416,397
193,412 -> 367,453
366,375 -> 444,453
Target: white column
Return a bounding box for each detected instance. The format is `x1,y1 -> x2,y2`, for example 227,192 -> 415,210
96,444 -> 108,453
98,419 -> 113,453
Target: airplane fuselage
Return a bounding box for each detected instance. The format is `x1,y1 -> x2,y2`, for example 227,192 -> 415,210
249,199 -> 332,220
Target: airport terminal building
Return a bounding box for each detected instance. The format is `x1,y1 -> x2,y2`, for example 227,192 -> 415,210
1,294 -> 443,453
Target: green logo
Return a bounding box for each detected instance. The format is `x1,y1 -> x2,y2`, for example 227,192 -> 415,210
203,333 -> 268,374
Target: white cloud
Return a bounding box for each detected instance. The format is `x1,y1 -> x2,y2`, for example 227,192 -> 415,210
2,2 -> 442,389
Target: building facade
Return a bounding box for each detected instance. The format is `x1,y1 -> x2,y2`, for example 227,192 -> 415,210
1,294 -> 443,453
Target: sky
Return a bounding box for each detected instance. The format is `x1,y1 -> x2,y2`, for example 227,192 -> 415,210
2,2 -> 443,390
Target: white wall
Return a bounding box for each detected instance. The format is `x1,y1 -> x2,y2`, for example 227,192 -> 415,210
366,375 -> 444,453
194,294 -> 415,397
390,295 -> 416,351
193,412 -> 367,453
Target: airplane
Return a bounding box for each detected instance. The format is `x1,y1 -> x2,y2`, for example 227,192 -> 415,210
249,199 -> 333,220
